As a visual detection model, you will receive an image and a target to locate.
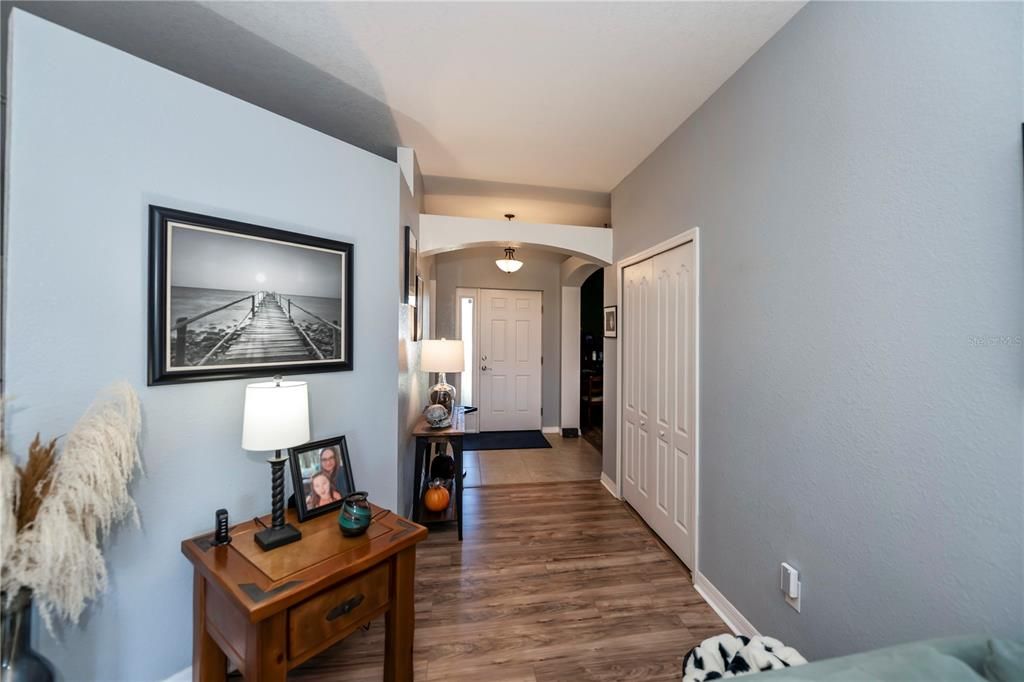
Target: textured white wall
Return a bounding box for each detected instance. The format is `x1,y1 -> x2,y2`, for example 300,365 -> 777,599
609,1 -> 1023,659
419,213 -> 612,264
423,193 -> 610,228
6,12 -> 401,680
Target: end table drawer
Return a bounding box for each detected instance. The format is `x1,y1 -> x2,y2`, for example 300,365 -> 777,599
287,563 -> 390,660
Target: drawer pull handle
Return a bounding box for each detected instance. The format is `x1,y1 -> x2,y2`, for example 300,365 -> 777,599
326,593 -> 365,621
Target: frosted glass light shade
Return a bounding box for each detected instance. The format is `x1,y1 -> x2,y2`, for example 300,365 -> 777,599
495,258 -> 524,273
241,379 -> 310,451
495,246 -> 523,273
421,339 -> 464,373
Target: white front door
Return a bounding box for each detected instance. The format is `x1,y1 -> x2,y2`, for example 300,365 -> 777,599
478,289 -> 543,431
622,241 -> 696,568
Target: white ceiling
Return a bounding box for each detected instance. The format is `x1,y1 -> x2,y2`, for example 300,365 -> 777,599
204,1 -> 804,192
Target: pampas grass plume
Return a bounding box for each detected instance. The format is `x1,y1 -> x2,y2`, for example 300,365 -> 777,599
2,383 -> 142,633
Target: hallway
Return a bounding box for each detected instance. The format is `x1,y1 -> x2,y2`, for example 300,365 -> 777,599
291,481 -> 726,680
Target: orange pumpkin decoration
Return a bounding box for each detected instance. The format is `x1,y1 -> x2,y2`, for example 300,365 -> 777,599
423,479 -> 450,512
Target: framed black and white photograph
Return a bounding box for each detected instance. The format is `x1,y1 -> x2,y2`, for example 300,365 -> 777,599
404,225 -> 418,305
414,275 -> 424,341
148,206 -> 354,385
603,305 -> 617,338
289,435 -> 356,521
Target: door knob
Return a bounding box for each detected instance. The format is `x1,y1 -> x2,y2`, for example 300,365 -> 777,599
659,430 -> 665,438
481,365 -> 489,371
640,420 -> 646,427
481,355 -> 487,361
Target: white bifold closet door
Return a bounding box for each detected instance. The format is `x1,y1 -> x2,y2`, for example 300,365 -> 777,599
622,241 -> 696,568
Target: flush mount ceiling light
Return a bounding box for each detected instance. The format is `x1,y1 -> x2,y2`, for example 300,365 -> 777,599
495,213 -> 524,273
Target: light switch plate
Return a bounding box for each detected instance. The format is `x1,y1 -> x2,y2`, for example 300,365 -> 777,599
781,562 -> 801,612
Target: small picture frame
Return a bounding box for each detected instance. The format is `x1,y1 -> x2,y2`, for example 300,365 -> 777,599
404,226 -> 418,305
603,305 -> 617,338
288,436 -> 356,521
414,275 -> 424,341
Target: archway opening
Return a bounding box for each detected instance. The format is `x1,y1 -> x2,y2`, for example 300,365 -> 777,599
580,268 -> 604,453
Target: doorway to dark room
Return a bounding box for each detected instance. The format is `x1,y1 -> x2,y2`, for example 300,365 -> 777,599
580,268 -> 603,453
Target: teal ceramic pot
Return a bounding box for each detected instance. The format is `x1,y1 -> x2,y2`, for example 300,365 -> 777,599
338,492 -> 372,537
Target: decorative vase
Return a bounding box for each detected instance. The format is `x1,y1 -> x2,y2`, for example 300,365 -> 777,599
338,492 -> 372,537
1,589 -> 55,682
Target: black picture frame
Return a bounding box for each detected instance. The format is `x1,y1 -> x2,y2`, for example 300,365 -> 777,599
603,305 -> 617,338
288,435 -> 356,522
404,225 -> 417,305
148,206 -> 354,385
414,275 -> 424,341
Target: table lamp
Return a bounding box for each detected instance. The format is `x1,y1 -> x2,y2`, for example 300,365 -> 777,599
242,376 -> 310,550
421,338 -> 464,427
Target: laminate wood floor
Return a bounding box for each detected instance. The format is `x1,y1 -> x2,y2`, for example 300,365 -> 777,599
290,481 -> 727,681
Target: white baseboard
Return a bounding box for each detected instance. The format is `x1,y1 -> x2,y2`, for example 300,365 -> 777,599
693,572 -> 760,638
542,426 -> 560,434
164,666 -> 191,682
600,472 -> 618,498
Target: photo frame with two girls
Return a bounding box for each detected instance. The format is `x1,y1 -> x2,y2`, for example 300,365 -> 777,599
288,435 -> 356,521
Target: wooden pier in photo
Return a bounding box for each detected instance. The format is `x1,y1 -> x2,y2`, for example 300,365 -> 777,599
173,291 -> 341,366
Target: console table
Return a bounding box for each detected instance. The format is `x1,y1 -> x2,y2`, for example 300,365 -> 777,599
411,406 -> 465,541
181,505 -> 427,681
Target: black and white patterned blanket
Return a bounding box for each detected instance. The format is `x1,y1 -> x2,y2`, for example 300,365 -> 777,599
682,634 -> 807,681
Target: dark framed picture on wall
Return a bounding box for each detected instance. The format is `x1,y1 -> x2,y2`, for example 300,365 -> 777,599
148,206 -> 354,385
603,305 -> 617,338
289,435 -> 356,521
414,275 -> 424,341
404,225 -> 418,305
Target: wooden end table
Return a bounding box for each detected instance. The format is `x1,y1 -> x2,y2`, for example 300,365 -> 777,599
181,505 -> 427,681
411,406 -> 465,541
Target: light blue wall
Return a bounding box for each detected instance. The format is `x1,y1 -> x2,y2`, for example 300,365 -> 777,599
397,163 -> 427,519
609,1 -> 1023,659
6,12 -> 401,680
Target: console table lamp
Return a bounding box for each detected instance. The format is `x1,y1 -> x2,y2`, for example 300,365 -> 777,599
422,338 -> 464,425
242,376 -> 310,550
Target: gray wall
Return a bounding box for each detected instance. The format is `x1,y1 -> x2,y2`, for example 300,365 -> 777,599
608,1 -> 1023,660
6,12 -> 401,680
434,247 -> 565,428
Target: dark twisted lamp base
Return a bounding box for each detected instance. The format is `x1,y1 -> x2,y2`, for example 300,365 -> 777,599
255,450 -> 302,551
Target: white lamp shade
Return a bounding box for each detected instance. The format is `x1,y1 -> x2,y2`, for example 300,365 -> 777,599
241,379 -> 310,451
421,339 -> 465,373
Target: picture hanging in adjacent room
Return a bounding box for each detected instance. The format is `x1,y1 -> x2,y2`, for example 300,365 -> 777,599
289,435 -> 356,521
404,225 -> 418,305
414,275 -> 425,341
148,206 -> 354,385
603,305 -> 617,338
